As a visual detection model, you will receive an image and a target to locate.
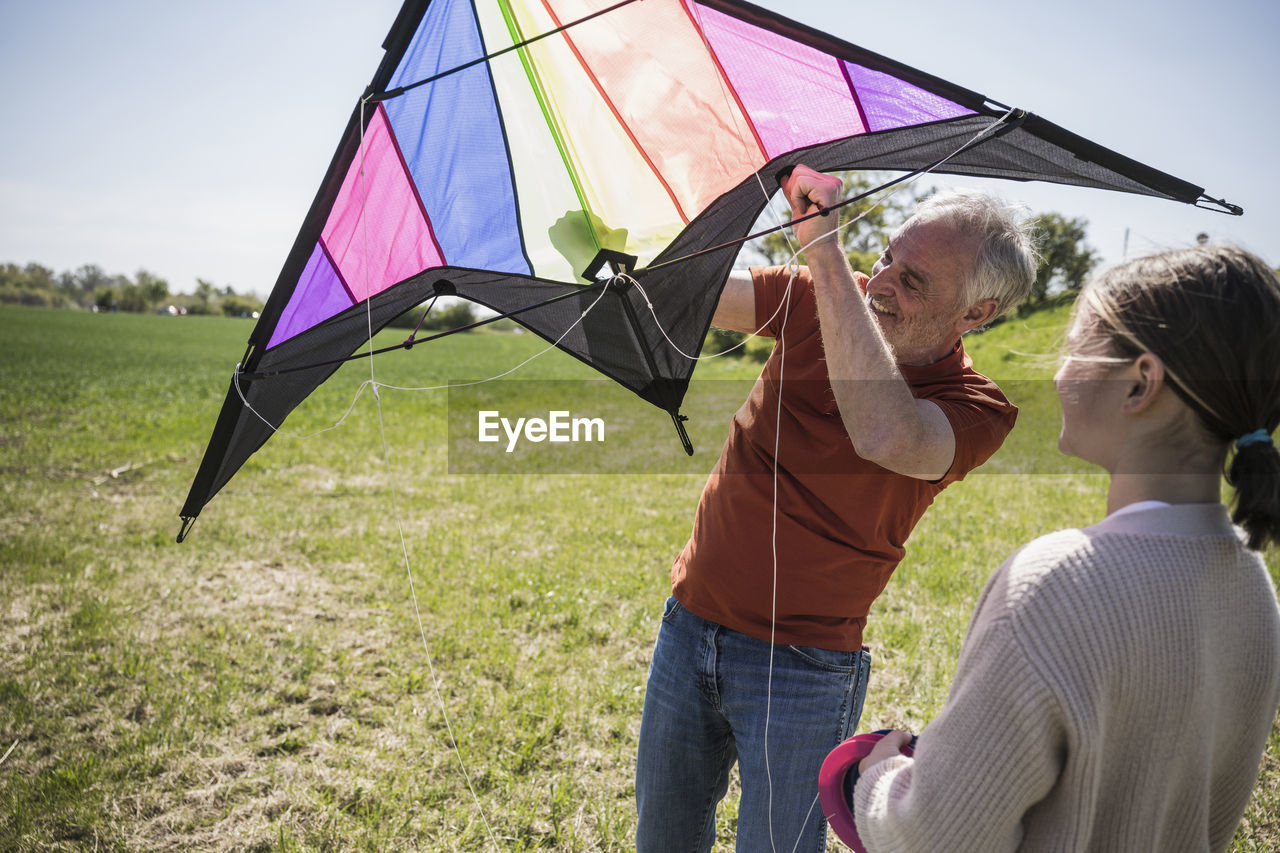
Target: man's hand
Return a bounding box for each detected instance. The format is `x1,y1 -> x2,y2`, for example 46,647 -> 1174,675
780,165 -> 844,253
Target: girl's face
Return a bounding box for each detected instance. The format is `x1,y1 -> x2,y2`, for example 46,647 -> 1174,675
1053,305 -> 1133,467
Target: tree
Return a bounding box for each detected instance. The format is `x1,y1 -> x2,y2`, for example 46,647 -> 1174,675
1026,213 -> 1098,308
192,278 -> 219,315
95,288 -> 117,312
56,270 -> 77,294
389,299 -> 481,333
135,269 -> 170,309
116,283 -> 150,313
22,262 -> 55,291
75,264 -> 110,297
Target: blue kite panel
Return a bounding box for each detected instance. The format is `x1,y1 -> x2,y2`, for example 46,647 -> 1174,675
383,0 -> 530,276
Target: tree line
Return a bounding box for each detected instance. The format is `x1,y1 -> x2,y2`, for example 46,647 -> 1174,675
0,262 -> 263,317
0,259 -> 488,332
0,176 -> 1114,343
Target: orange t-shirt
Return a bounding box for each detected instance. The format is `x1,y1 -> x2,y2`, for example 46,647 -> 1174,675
671,266 -> 1017,651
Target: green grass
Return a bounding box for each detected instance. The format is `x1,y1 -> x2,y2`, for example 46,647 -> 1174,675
0,303 -> 1276,851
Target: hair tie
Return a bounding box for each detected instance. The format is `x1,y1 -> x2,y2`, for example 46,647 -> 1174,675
1236,429 -> 1274,450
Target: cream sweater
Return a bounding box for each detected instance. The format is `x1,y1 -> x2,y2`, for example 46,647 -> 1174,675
854,503 -> 1280,852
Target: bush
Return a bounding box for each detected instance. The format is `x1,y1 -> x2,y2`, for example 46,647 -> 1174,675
0,287 -> 64,308
220,295 -> 261,318
702,327 -> 748,357
389,301 -> 478,333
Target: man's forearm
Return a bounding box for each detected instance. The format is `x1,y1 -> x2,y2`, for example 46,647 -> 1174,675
805,244 -> 930,463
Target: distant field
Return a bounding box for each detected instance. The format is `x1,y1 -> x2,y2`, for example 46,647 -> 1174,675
1,304 -> 1276,851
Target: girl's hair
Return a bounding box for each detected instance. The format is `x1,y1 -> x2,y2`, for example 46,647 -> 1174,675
1081,245 -> 1280,550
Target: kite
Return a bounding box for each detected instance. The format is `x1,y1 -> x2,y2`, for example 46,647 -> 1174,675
177,0 -> 1239,541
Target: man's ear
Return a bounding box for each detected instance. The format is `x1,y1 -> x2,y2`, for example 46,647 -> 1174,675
957,299 -> 999,333
1121,352 -> 1166,414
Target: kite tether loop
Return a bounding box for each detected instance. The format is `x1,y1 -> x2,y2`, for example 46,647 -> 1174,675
1195,194 -> 1244,215
582,249 -> 696,455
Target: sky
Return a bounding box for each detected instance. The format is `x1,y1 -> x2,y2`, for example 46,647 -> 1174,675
1,0 -> 1276,298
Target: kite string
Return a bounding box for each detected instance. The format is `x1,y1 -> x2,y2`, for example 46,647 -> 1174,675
233,99 -> 1015,851
373,282 -> 611,392
629,105 -> 1018,369
626,101 -> 1000,364
625,104 -> 1017,852
660,32 -> 811,845
357,94 -> 504,851
229,278 -> 611,434
764,262 -> 795,853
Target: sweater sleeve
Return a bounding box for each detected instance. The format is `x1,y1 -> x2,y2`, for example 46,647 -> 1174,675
853,556 -> 1068,851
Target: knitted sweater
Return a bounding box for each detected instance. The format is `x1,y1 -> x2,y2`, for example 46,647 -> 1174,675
854,503 -> 1280,852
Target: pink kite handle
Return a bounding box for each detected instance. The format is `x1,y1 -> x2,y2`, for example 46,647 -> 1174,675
819,732 -> 914,852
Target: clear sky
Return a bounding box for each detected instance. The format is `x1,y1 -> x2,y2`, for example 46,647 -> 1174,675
1,0 -> 1276,297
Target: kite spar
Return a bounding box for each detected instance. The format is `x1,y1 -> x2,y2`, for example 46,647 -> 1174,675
178,0 -> 1240,541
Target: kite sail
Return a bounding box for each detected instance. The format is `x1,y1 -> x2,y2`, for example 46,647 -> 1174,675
178,0 -> 1239,540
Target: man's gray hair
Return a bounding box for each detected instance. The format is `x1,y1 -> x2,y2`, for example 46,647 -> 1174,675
911,188 -> 1038,319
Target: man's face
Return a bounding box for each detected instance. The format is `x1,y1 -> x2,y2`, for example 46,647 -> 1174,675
865,217 -> 979,365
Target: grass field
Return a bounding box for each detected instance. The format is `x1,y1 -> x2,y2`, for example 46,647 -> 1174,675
1,303 -> 1277,851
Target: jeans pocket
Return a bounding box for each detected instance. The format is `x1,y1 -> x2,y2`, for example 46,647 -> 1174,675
785,643 -> 858,673
660,595 -> 683,624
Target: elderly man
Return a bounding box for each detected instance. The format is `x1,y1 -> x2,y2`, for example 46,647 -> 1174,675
636,165 -> 1037,852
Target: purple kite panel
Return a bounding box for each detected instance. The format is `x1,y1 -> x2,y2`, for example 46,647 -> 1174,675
267,242 -> 353,349
843,61 -> 974,132
692,1 -> 865,158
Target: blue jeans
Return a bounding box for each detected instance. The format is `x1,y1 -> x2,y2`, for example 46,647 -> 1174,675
636,597 -> 871,853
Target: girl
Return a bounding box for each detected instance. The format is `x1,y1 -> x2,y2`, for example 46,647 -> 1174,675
850,245 -> 1280,851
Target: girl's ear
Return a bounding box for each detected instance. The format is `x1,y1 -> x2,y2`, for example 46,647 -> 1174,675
1121,352 -> 1166,414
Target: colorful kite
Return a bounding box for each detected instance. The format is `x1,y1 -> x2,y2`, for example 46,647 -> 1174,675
178,0 -> 1238,540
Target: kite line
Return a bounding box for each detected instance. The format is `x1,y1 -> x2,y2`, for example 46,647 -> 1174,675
174,0 -> 1249,842
226,79 -> 1021,849
365,0 -> 642,103
639,107 -> 1026,276
227,82 -> 1024,853
234,109 -> 1025,383
626,101 -> 1025,853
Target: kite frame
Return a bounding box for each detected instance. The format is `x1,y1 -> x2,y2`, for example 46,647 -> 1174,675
178,0 -> 1240,540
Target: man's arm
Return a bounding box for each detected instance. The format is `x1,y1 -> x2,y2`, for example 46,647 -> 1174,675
710,269 -> 758,334
782,167 -> 957,481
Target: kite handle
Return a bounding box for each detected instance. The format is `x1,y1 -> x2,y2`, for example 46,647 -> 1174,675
819,730 -> 915,852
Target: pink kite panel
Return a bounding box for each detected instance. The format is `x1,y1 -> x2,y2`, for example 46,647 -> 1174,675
321,106 -> 444,302
691,2 -> 866,159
